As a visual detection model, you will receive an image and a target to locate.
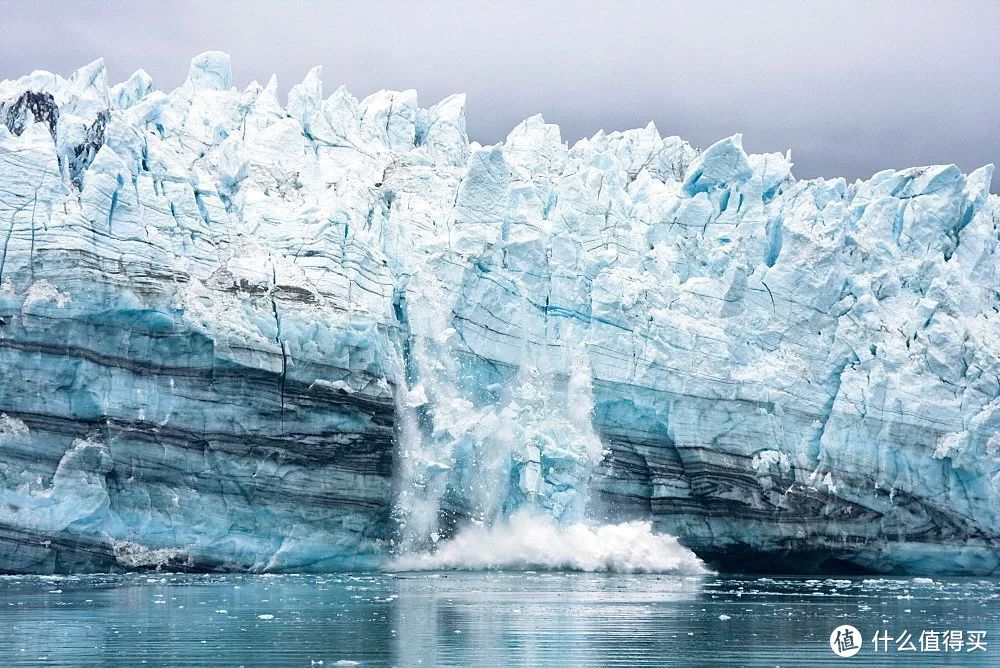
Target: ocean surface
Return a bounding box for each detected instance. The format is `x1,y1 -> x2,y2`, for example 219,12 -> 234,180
0,572 -> 997,666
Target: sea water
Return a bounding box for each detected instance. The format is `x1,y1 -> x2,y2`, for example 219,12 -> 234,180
0,572 -> 997,666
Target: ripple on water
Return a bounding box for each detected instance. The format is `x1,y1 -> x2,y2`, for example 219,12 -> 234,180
0,573 -> 996,666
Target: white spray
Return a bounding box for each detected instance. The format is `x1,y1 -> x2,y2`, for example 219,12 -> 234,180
389,306 -> 706,573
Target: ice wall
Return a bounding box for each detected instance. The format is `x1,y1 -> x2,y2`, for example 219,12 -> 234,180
0,53 -> 997,573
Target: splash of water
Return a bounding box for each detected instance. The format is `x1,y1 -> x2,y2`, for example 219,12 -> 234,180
389,278 -> 705,572
386,510 -> 708,574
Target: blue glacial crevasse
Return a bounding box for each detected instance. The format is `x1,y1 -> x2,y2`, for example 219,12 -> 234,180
0,52 -> 997,574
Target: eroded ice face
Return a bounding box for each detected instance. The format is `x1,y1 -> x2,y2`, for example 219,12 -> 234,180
0,51 -> 996,574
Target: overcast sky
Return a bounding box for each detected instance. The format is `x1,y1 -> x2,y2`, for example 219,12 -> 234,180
1,0 -> 997,188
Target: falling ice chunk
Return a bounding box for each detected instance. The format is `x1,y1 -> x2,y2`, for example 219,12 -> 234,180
434,327 -> 456,343
405,384 -> 428,408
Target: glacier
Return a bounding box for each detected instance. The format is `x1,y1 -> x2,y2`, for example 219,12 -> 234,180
0,52 -> 998,574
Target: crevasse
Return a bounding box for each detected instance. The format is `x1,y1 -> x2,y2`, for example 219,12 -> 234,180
0,52 -> 997,575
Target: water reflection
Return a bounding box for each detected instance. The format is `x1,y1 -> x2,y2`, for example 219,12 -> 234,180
0,572 -> 997,666
392,573 -> 705,666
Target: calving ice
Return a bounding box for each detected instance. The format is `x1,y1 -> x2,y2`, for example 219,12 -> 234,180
0,51 -> 997,575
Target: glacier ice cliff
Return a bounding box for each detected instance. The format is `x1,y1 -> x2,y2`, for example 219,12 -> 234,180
0,52 -> 998,574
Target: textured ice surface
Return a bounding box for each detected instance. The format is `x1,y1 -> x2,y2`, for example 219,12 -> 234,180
0,53 -> 998,574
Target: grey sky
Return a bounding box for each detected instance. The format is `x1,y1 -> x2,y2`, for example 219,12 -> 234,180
1,0 -> 997,188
